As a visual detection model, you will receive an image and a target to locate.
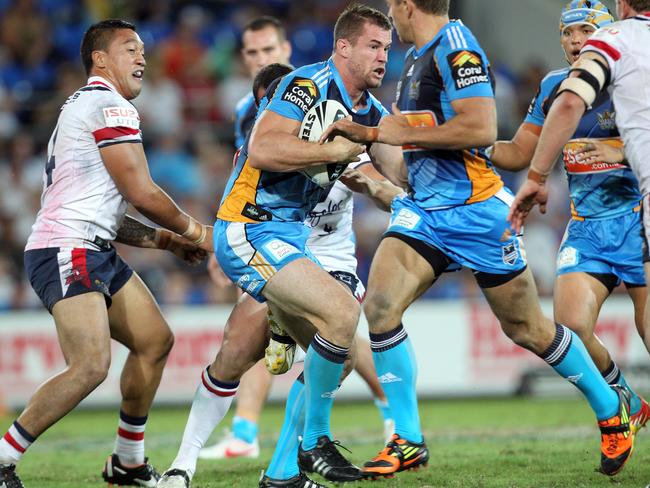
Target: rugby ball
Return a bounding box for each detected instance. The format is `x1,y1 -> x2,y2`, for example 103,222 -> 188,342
298,99 -> 350,188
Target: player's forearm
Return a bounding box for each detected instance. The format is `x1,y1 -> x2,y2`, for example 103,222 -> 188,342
249,132 -> 338,172
128,185 -> 195,238
367,180 -> 403,212
401,115 -> 496,150
490,141 -> 532,171
115,215 -> 174,250
529,93 -> 585,178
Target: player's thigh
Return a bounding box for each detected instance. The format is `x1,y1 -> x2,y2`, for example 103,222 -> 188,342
553,272 -> 609,337
364,237 -> 436,324
263,257 -> 360,336
108,272 -> 173,355
52,291 -> 111,370
221,293 -> 269,364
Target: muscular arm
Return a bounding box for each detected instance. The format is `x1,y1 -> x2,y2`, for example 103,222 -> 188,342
100,142 -> 210,249
490,122 -> 542,172
248,110 -> 363,172
340,163 -> 404,212
115,215 -> 157,248
369,142 -> 408,188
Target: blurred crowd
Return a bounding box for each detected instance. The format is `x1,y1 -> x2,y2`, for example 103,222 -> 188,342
0,0 -> 579,311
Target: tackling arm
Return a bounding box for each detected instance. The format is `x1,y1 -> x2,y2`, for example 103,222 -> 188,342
490,123 -> 542,172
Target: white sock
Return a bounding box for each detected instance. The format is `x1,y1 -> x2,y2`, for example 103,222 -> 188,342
170,368 -> 238,477
0,421 -> 35,465
113,411 -> 147,466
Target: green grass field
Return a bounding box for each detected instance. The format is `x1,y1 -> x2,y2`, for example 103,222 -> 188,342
3,396 -> 650,487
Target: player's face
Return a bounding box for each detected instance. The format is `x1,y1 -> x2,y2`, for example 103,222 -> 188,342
560,24 -> 596,63
242,27 -> 291,78
348,22 -> 392,89
386,0 -> 412,44
102,29 -> 146,100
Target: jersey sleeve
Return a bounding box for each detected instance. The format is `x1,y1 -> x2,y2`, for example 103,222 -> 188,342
86,92 -> 142,149
435,24 -> 494,101
524,76 -> 559,127
266,71 -> 322,122
581,24 -> 624,80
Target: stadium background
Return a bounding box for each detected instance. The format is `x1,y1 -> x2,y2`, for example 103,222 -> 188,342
0,0 -> 646,404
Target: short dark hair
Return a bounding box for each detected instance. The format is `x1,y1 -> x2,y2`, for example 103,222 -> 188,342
242,16 -> 286,42
80,19 -> 136,75
626,0 -> 650,11
333,4 -> 392,49
412,0 -> 449,15
252,62 -> 294,106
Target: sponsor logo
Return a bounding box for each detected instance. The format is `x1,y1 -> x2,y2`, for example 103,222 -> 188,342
597,110 -> 616,130
281,78 -> 318,113
500,229 -> 512,242
563,139 -> 626,174
567,373 -> 583,385
103,106 -> 140,129
391,209 -> 421,230
447,50 -> 489,90
501,242 -> 518,265
378,372 -> 402,384
242,202 -> 272,222
557,246 -> 578,269
607,28 -> 620,35
264,240 -> 300,261
321,389 -> 338,398
401,111 -> 437,152
408,79 -> 421,100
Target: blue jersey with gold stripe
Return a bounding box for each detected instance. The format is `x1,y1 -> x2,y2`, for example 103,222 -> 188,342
396,21 -> 501,209
525,68 -> 640,219
234,92 -> 256,149
217,58 -> 387,224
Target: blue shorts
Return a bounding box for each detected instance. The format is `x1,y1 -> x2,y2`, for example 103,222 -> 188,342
24,246 -> 133,313
215,219 -> 320,302
385,190 -> 527,276
557,211 -> 645,286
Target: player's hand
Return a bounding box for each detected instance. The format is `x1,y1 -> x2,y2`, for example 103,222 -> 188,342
377,104 -> 410,146
319,116 -> 378,144
167,233 -> 208,265
339,167 -> 375,195
507,179 -> 549,233
207,254 -> 233,288
327,136 -> 365,164
573,138 -> 625,164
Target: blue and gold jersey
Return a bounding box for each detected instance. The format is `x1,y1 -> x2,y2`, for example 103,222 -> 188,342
217,58 -> 388,224
525,68 -> 641,219
396,20 -> 501,209
234,92 -> 257,149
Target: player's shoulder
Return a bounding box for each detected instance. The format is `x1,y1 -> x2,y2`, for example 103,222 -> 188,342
438,20 -> 483,52
366,91 -> 388,116
235,92 -> 255,113
289,61 -> 330,82
540,67 -> 569,89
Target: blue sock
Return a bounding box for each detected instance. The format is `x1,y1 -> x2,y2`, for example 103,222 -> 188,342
540,324 -> 618,420
232,416 -> 258,444
370,324 -> 422,443
266,374 -> 305,480
302,334 -> 347,450
602,361 -> 641,415
374,398 -> 392,422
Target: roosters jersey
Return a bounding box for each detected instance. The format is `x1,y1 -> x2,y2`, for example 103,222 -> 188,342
581,14 -> 650,195
26,76 -> 142,251
396,20 -> 501,209
217,58 -> 387,224
525,68 -> 640,219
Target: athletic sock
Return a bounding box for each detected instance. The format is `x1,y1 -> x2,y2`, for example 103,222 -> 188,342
114,411 -> 147,466
170,367 -> 239,477
602,361 -> 642,415
0,421 -> 35,464
301,334 -> 347,450
265,374 -> 305,480
540,324 -> 618,420
374,398 -> 392,422
370,324 -> 422,443
232,416 -> 258,444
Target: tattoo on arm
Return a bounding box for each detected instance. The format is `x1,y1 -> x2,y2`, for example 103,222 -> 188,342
115,215 -> 156,248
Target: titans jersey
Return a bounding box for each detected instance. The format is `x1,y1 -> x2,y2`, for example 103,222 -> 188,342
217,58 -> 387,224
525,68 -> 640,219
234,92 -> 256,149
396,20 -> 501,209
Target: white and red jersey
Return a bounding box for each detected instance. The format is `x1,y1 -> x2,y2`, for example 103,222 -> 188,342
26,76 -> 142,251
581,13 -> 650,194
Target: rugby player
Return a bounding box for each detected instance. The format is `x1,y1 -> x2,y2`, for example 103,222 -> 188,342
0,20 -> 212,488
490,0 -> 650,435
156,5 -> 397,488
321,0 -> 636,478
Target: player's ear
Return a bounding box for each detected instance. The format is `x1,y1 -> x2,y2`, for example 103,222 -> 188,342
92,50 -> 107,70
335,38 -> 351,58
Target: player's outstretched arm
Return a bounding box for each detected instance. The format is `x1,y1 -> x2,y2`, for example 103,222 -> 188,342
380,99 -> 496,150
248,110 -> 364,172
100,142 -> 213,252
339,164 -> 403,212
489,122 -> 542,172
115,215 -> 207,265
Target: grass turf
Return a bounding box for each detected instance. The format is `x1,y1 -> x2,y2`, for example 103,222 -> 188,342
2,396 -> 650,487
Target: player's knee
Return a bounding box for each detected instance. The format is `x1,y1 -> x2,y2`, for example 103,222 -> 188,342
363,291 -> 401,332
325,297 -> 360,344
72,354 -> 111,390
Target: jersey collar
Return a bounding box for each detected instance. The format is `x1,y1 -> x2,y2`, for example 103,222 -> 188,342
86,76 -> 117,92
327,58 -> 371,115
